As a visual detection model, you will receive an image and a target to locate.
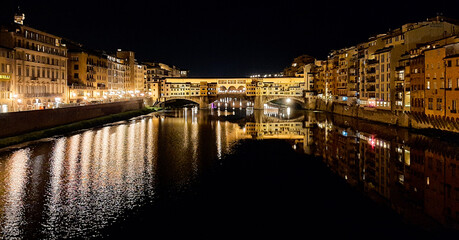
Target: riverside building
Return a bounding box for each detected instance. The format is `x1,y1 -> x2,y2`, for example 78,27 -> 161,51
66,41 -> 109,103
0,12 -> 68,110
304,16 -> 459,115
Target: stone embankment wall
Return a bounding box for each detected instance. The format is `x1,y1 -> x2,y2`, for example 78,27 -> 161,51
0,99 -> 144,138
309,98 -> 459,133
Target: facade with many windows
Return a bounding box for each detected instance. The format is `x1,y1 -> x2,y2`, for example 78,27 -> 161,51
0,14 -> 68,110
0,46 -> 14,112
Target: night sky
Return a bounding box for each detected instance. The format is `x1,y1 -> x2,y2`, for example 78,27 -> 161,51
1,0 -> 459,77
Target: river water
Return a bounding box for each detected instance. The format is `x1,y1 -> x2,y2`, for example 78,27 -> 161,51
0,108 -> 457,239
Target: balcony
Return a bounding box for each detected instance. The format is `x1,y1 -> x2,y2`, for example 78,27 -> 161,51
395,85 -> 404,92
23,93 -> 62,98
366,68 -> 376,74
366,87 -> 376,92
366,59 -> 379,65
366,76 -> 376,82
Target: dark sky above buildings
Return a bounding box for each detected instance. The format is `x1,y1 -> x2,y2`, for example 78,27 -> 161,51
1,0 -> 459,77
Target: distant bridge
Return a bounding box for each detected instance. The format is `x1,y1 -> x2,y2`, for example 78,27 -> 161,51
156,77 -> 314,109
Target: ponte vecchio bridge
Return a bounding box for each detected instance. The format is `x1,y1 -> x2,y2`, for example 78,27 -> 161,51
149,77 -> 314,109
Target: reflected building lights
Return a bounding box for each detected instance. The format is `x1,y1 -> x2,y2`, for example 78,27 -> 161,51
0,109 -> 455,237
2,149 -> 30,239
216,120 -> 222,159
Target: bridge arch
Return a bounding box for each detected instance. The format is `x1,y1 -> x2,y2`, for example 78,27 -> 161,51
254,95 -> 306,109
219,86 -> 227,93
161,98 -> 201,108
228,86 -> 237,93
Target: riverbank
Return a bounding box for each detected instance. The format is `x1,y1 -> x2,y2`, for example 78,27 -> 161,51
0,106 -> 161,149
311,98 -> 459,134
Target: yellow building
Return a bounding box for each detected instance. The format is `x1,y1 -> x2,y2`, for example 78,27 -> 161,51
323,56 -> 339,101
424,47 -> 446,117
0,13 -> 68,110
67,46 -> 108,103
312,60 -> 325,97
150,77 -> 305,102
133,64 -> 146,95
444,44 -> 459,120
0,46 -> 14,112
107,54 -> 126,92
116,50 -> 147,95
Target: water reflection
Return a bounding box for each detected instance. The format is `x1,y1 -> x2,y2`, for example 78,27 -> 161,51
310,116 -> 459,230
234,108 -> 458,230
2,149 -> 30,238
0,108 -> 457,238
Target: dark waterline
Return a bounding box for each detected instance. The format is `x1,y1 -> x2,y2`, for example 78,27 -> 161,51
0,109 -> 457,239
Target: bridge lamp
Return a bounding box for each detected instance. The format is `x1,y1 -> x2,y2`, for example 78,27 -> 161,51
286,98 -> 291,104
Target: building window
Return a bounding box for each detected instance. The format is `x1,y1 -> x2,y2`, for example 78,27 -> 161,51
74,64 -> 79,70
452,100 -> 457,112
74,73 -> 79,79
428,98 -> 433,110
437,98 -> 442,110
448,78 -> 452,89
427,81 -> 430,90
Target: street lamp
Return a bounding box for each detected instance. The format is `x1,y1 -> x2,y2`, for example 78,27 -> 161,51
55,97 -> 61,108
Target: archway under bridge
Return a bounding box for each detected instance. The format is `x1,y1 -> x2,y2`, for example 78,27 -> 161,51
211,95 -> 252,109
160,98 -> 203,108
252,96 -> 307,109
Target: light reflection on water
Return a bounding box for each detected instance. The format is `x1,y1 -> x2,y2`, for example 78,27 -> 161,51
0,108 -> 457,238
0,110 -> 245,238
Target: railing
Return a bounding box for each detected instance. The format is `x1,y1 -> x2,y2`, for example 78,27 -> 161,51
366,87 -> 376,91
23,93 -> 63,98
366,68 -> 376,74
70,85 -> 96,90
366,59 -> 379,65
366,76 -> 376,82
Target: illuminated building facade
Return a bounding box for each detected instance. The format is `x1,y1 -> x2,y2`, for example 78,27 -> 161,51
308,16 -> 459,114
66,43 -> 108,103
410,53 -> 425,113
107,54 -> 126,92
0,46 -> 14,112
445,53 -> 459,119
152,77 -> 304,101
0,12 -> 68,110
